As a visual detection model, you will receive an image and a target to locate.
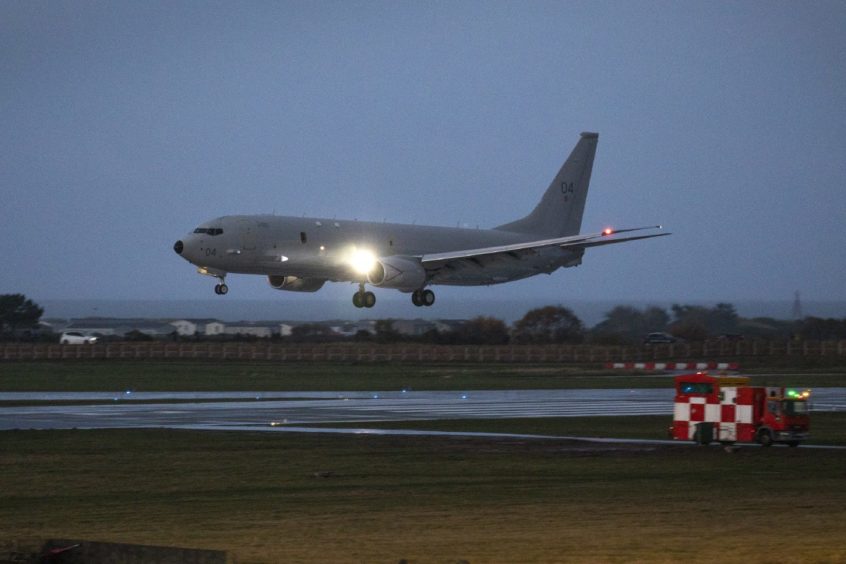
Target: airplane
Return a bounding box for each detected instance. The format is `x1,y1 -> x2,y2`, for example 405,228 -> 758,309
173,132 -> 670,308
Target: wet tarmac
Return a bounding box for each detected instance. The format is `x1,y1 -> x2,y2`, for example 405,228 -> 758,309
2,388 -> 844,435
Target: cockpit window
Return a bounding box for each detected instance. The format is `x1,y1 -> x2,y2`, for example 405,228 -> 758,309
194,227 -> 224,236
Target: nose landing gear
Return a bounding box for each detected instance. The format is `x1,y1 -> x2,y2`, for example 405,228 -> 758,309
211,274 -> 228,295
411,289 -> 435,307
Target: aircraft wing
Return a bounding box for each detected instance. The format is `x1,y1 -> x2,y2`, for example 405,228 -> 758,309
420,226 -> 670,268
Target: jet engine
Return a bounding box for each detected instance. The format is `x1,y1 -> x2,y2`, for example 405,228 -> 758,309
366,256 -> 426,291
267,275 -> 326,292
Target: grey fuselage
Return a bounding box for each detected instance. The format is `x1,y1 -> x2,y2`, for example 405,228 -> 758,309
176,214 -> 583,287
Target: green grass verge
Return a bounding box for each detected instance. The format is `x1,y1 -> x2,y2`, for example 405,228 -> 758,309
1,428 -> 845,563
2,361 -> 845,392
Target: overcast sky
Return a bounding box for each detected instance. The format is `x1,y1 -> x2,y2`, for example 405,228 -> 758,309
2,1 -> 845,313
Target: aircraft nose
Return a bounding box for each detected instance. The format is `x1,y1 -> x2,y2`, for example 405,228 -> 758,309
173,240 -> 184,255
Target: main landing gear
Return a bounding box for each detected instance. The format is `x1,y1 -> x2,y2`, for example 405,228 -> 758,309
352,287 -> 434,308
353,284 -> 376,308
411,289 -> 435,307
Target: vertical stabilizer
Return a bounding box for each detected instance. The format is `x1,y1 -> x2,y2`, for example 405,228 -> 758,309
496,132 -> 598,237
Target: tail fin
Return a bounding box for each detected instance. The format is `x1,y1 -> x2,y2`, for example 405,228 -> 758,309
495,132 -> 598,237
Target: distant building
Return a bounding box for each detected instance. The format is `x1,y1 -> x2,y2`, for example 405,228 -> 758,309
124,320 -> 178,337
39,315 -> 475,341
170,320 -> 198,336
223,322 -> 276,338
170,319 -> 222,337
64,318 -> 175,337
329,320 -> 376,337
203,321 -> 226,336
392,319 -> 438,336
434,319 -> 466,333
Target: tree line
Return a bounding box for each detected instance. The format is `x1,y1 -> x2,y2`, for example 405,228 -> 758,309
349,303 -> 846,345
2,293 -> 846,344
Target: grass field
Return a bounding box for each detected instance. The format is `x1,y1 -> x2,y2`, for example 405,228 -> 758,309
2,361 -> 845,392
2,428 -> 845,563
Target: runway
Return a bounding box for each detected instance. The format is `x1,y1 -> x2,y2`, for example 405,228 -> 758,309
2,388 -> 845,432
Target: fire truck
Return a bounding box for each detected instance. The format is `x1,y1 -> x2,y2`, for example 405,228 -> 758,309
670,373 -> 810,446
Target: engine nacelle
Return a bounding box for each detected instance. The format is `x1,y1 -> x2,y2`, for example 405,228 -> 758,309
366,256 -> 426,291
267,275 -> 326,292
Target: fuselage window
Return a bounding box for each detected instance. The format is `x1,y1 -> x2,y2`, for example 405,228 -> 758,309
300,231 -> 307,244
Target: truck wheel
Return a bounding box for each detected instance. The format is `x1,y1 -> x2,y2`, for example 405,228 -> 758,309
757,430 -> 774,447
693,425 -> 710,446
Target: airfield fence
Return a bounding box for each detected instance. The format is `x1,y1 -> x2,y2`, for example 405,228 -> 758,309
1,340 -> 845,362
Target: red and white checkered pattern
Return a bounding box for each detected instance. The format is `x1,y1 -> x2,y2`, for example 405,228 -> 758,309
672,373 -> 786,442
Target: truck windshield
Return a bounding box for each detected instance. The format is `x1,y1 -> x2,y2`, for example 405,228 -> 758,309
679,383 -> 713,394
783,400 -> 809,416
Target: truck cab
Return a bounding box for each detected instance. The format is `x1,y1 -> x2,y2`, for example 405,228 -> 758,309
756,388 -> 810,446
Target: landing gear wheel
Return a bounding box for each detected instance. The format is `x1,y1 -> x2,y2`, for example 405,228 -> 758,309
352,292 -> 364,308
214,283 -> 229,295
421,289 -> 435,307
363,291 -> 376,308
412,289 -> 434,307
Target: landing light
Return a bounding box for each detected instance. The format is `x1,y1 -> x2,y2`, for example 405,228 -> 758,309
603,228 -> 614,236
349,247 -> 378,275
